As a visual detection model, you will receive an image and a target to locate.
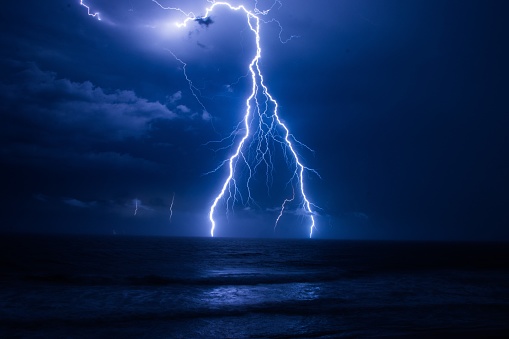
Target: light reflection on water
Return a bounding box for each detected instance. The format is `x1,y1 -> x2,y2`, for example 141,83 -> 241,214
2,236 -> 509,338
202,283 -> 321,307
200,266 -> 321,306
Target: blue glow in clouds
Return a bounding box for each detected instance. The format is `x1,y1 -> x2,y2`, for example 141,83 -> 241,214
80,1 -> 318,237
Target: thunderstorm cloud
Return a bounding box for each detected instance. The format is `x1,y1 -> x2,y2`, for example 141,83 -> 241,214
0,62 -> 177,142
0,61 -> 182,172
194,16 -> 214,27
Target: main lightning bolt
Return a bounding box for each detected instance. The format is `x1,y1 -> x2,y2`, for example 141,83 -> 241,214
80,1 -> 318,237
158,1 -> 317,237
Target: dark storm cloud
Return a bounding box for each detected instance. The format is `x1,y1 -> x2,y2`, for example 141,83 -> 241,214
195,16 -> 214,28
0,60 -> 185,172
0,61 -> 177,141
196,41 -> 208,49
33,193 -> 50,202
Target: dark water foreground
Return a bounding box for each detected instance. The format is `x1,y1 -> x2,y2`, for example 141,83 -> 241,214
1,234 -> 508,338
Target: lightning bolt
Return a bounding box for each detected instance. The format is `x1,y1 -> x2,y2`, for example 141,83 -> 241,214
275,187 -> 294,231
165,49 -> 209,117
169,192 -> 175,223
134,198 -> 139,216
81,1 -> 318,238
161,1 -> 318,238
79,1 -> 100,20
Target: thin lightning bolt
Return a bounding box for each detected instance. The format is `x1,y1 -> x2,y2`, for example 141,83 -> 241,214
161,1 -> 318,238
169,192 -> 175,223
134,198 -> 138,216
165,49 -> 208,116
79,1 -> 100,20
275,187 -> 294,231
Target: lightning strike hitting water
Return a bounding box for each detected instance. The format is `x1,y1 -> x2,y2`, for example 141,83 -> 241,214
158,1 -> 318,237
80,1 -> 318,237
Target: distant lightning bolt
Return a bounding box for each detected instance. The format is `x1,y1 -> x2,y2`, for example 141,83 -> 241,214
160,1 -> 318,237
134,198 -> 139,216
79,1 -> 100,20
169,192 -> 175,223
275,187 -> 294,231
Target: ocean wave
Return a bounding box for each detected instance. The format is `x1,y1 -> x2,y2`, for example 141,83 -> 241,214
19,271 -> 345,287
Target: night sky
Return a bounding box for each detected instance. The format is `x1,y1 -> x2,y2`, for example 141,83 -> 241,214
1,0 -> 508,240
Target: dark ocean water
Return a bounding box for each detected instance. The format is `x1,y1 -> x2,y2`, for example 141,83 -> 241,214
1,235 -> 508,338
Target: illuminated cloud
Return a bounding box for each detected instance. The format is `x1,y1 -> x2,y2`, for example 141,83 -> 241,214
201,110 -> 212,121
0,62 -> 177,141
169,91 -> 182,103
177,104 -> 191,113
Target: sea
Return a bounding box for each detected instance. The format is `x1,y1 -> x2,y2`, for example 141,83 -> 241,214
1,234 -> 508,338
